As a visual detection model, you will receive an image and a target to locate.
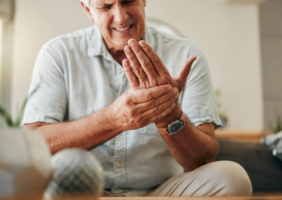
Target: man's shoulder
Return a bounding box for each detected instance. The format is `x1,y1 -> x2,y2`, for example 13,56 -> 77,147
42,26 -> 97,50
147,26 -> 200,54
147,26 -> 203,60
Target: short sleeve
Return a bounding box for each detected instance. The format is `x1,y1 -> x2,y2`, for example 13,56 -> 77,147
21,42 -> 67,126
180,44 -> 222,129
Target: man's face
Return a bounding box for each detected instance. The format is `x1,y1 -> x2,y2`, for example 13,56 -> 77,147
85,0 -> 146,52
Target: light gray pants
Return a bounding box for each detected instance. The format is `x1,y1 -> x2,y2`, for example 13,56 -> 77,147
147,161 -> 252,197
103,161 -> 252,197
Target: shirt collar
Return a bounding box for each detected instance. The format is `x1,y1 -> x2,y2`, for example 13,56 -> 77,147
87,25 -> 156,60
87,25 -> 113,60
143,25 -> 156,53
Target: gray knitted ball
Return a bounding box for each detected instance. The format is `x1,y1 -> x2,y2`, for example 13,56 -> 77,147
44,149 -> 104,199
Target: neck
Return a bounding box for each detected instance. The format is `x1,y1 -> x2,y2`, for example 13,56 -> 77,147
111,49 -> 126,66
105,41 -> 127,66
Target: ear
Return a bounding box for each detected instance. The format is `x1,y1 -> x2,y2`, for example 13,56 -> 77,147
80,1 -> 94,22
143,0 -> 146,7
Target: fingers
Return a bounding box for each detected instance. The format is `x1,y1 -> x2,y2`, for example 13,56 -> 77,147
124,101 -> 176,130
144,103 -> 176,124
135,87 -> 179,113
173,56 -> 197,91
123,59 -> 139,90
127,39 -> 159,85
127,84 -> 172,104
138,40 -> 170,76
124,45 -> 147,85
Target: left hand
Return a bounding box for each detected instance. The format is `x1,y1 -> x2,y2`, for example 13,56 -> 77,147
122,39 -> 197,92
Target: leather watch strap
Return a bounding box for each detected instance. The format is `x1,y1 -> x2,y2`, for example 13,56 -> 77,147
157,126 -> 170,135
157,111 -> 186,135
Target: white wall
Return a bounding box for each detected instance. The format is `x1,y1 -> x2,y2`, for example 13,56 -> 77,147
11,0 -> 264,130
146,0 -> 264,131
11,0 -> 91,114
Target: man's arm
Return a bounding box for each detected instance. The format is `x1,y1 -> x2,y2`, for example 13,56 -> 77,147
155,105 -> 219,172
25,105 -> 120,155
123,39 -> 220,171
25,85 -> 178,155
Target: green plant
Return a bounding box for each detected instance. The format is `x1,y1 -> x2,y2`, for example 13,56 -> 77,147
0,83 -> 40,127
0,97 -> 27,127
214,89 -> 222,112
214,88 -> 228,128
214,89 -> 227,117
271,113 -> 282,134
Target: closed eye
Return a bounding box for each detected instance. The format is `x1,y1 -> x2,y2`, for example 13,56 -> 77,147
100,5 -> 112,10
98,0 -> 135,11
121,0 -> 135,6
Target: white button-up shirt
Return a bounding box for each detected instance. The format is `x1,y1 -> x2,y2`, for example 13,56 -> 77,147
22,25 -> 221,196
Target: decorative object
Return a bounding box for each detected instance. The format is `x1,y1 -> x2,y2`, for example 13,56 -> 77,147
271,113 -> 282,134
0,129 -> 52,198
261,131 -> 282,161
44,149 -> 104,200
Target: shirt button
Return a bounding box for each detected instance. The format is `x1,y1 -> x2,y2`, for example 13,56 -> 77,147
116,163 -> 121,168
117,69 -> 122,74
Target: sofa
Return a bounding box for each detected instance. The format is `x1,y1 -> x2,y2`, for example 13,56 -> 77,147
216,138 -> 282,192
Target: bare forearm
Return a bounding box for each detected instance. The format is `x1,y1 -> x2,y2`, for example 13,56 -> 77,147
25,86 -> 176,155
162,121 -> 219,172
156,106 -> 219,172
123,38 -> 217,170
25,106 -> 122,155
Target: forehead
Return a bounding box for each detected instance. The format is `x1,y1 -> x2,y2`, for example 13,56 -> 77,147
93,0 -> 134,6
95,0 -> 115,5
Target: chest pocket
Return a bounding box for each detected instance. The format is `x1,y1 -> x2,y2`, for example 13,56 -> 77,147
138,123 -> 160,135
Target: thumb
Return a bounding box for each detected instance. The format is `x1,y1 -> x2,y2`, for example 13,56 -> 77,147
173,56 -> 197,90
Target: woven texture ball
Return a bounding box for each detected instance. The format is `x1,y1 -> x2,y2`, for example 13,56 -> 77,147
44,149 -> 104,199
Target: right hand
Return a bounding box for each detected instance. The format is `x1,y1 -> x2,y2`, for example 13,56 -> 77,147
123,39 -> 197,92
108,84 -> 179,132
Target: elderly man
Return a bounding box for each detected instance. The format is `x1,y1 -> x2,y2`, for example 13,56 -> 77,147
23,0 -> 252,197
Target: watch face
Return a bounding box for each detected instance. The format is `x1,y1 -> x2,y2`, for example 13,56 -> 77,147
168,121 -> 184,135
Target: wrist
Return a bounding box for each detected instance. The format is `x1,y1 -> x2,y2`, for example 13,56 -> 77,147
104,105 -> 123,133
155,104 -> 182,128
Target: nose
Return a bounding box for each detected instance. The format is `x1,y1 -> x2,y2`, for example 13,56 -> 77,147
113,5 -> 129,26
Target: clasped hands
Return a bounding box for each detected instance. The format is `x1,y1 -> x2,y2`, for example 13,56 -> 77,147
109,39 -> 196,131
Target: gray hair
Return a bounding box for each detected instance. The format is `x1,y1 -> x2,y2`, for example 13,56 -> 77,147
80,0 -> 89,5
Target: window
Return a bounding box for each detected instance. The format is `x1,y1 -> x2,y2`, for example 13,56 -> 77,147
0,0 -> 14,108
0,19 -> 3,99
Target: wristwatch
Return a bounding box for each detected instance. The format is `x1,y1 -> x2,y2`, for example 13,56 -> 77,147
157,112 -> 186,135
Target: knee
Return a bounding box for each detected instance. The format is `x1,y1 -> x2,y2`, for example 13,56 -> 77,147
205,161 -> 252,196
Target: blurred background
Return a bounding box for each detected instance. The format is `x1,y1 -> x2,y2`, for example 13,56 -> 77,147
0,0 -> 281,132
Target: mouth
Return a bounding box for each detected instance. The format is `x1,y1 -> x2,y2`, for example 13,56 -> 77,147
113,24 -> 133,32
